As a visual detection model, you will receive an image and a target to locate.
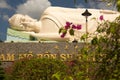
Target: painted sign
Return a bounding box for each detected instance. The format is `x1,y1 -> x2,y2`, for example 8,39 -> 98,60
0,53 -> 82,61
0,42 -> 84,62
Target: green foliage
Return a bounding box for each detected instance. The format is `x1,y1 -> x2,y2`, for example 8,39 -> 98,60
52,59 -> 91,80
0,62 -> 5,80
90,16 -> 120,80
69,29 -> 74,36
59,28 -> 67,34
117,0 -> 120,11
9,58 -> 67,80
79,14 -> 120,80
5,57 -> 93,80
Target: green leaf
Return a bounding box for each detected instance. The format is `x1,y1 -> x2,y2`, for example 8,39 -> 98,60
110,26 -> 115,34
69,29 -> 74,36
91,37 -> 98,45
59,28 -> 67,34
62,29 -> 67,34
59,28 -> 63,34
64,76 -> 73,80
52,72 -> 61,80
81,34 -> 88,41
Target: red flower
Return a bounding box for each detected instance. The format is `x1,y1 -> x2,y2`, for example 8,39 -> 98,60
59,21 -> 82,38
60,33 -> 66,38
67,60 -> 77,67
65,22 -> 72,29
99,15 -> 104,21
76,24 -> 82,30
69,61 -> 75,66
72,24 -> 77,29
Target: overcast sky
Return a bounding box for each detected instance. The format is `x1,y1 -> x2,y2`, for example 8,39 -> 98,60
0,0 -> 116,41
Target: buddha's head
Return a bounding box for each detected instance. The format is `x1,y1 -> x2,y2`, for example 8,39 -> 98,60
8,14 -> 41,32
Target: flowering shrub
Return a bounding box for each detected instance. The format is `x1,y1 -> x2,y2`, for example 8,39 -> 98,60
59,15 -> 104,42
59,22 -> 82,38
88,15 -> 120,79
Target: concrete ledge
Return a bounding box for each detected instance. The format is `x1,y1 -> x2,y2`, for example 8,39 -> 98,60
0,42 -> 86,67
0,42 -> 85,54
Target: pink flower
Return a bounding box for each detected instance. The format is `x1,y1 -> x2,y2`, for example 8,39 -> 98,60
60,33 -> 66,38
76,24 -> 82,30
99,15 -> 104,21
59,21 -> 82,38
72,24 -> 77,29
65,22 -> 72,29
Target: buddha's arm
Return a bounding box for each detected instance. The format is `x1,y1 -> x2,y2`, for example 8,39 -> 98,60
24,32 -> 69,41
21,21 -> 41,33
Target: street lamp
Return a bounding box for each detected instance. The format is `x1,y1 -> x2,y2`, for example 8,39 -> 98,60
82,10 -> 92,74
82,9 -> 92,34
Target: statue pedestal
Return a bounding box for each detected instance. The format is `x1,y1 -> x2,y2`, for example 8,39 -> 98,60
0,42 -> 85,67
0,42 -> 85,54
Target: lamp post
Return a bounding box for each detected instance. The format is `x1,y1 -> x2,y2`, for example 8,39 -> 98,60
82,9 -> 92,34
82,9 -> 92,42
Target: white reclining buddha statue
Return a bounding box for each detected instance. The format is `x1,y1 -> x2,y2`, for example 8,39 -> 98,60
8,7 -> 120,42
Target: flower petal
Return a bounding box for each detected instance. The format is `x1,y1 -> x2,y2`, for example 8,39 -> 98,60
72,24 -> 77,29
65,22 -> 72,29
77,24 -> 82,30
60,33 -> 66,38
99,15 -> 104,21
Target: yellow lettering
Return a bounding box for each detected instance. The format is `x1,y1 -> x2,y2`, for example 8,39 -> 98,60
60,54 -> 67,61
67,54 -> 73,59
0,54 -> 5,61
50,54 -> 57,59
43,54 -> 50,58
0,54 -> 15,61
36,54 -> 43,58
0,53 -> 83,61
27,54 -> 33,58
6,54 -> 15,61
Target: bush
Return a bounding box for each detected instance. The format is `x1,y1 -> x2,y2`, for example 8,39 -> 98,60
5,57 -> 92,80
90,16 -> 120,80
78,15 -> 120,80
0,62 -> 5,80
8,58 -> 67,80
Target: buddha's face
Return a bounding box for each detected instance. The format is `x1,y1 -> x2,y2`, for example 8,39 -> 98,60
8,14 -> 37,31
